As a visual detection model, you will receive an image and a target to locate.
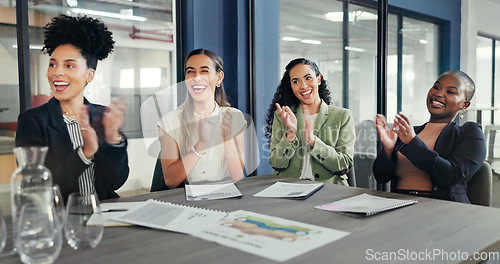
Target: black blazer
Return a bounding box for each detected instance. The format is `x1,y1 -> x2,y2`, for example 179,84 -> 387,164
373,122 -> 486,203
15,97 -> 129,201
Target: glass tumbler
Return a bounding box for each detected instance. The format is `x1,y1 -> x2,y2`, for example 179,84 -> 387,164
64,192 -> 103,250
15,202 -> 62,264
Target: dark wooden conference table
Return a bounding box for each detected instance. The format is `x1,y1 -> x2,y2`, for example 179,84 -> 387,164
3,175 -> 500,263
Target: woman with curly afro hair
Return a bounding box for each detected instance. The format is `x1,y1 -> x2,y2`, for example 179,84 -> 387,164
15,15 -> 129,201
265,58 -> 355,185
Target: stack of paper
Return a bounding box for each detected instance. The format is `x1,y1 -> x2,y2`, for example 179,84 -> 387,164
185,183 -> 243,201
253,181 -> 324,199
315,193 -> 417,217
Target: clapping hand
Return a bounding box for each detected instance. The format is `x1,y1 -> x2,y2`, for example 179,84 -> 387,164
303,104 -> 316,147
103,96 -> 126,144
393,113 -> 416,144
276,103 -> 298,142
375,114 -> 397,157
221,108 -> 233,141
79,105 -> 98,159
196,112 -> 211,153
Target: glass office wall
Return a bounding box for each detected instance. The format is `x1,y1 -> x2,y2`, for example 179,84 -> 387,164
0,0 -> 177,193
476,36 -> 494,126
400,17 -> 439,125
347,4 -> 396,124
0,2 -> 19,185
279,0 -> 343,105
475,35 -> 500,208
26,0 -> 176,138
280,0 -> 440,189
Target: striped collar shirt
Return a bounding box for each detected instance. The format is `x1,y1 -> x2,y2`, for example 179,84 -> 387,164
63,114 -> 96,195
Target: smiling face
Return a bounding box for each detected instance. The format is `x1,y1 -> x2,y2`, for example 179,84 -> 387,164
185,54 -> 224,104
289,64 -> 322,108
47,44 -> 94,104
427,73 -> 470,123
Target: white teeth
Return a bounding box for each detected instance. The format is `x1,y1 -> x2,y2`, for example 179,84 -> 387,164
301,90 -> 312,96
193,85 -> 206,90
432,100 -> 445,107
54,81 -> 69,85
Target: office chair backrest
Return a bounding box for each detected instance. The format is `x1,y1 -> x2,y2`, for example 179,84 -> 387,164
150,155 -> 185,192
354,120 -> 378,189
346,167 -> 356,187
467,161 -> 492,206
150,157 -> 169,192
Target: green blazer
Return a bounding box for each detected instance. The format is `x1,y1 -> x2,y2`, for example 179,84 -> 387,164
269,100 -> 355,185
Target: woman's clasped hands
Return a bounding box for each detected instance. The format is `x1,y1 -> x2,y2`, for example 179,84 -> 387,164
375,113 -> 416,157
79,97 -> 127,159
275,103 -> 316,147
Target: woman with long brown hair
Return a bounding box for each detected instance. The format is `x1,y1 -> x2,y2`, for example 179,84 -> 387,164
157,49 -> 246,188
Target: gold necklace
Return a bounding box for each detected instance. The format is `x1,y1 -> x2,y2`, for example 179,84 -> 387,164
63,111 -> 78,118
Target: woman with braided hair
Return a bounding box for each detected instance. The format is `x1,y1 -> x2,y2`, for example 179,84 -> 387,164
15,15 -> 129,201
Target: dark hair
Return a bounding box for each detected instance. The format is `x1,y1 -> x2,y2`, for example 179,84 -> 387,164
42,15 -> 114,70
439,70 -> 476,102
264,58 -> 331,145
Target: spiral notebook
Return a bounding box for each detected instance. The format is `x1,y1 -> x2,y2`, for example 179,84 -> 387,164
111,199 -> 227,234
315,193 -> 417,217
185,183 -> 243,201
253,182 -> 324,199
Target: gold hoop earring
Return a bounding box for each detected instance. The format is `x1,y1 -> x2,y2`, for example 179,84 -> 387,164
459,109 -> 466,119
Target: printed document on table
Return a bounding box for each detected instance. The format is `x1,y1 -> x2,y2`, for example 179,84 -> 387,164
315,193 -> 417,217
253,181 -> 325,199
185,183 -> 243,201
193,210 -> 349,262
111,199 -> 227,235
98,201 -> 146,227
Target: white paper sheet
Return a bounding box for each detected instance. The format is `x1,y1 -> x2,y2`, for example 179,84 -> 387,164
111,199 -> 227,235
192,210 -> 349,262
253,182 -> 324,199
99,201 -> 146,227
185,183 -> 243,201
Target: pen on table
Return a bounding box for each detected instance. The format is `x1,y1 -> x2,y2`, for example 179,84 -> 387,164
101,209 -> 129,213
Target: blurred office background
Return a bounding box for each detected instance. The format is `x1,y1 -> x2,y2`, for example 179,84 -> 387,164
1,0 -> 500,209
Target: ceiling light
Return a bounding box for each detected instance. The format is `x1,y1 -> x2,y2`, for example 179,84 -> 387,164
419,39 -> 428,45
12,44 -> 44,50
66,0 -> 77,7
325,11 -> 377,22
71,8 -> 146,22
282,37 -> 300,42
344,46 -> 366,52
301,39 -> 322,45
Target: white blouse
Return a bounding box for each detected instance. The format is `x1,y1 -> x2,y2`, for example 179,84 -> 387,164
157,103 -> 246,183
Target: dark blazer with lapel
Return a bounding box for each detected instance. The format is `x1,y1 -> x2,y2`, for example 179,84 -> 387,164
15,97 -> 129,201
373,121 -> 486,203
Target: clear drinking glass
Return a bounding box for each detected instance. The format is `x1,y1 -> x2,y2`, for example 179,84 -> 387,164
0,206 -> 6,254
64,192 -> 103,250
51,185 -> 66,228
16,202 -> 62,264
11,146 -> 52,250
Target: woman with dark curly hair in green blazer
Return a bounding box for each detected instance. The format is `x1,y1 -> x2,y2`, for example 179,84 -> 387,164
265,58 -> 355,185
